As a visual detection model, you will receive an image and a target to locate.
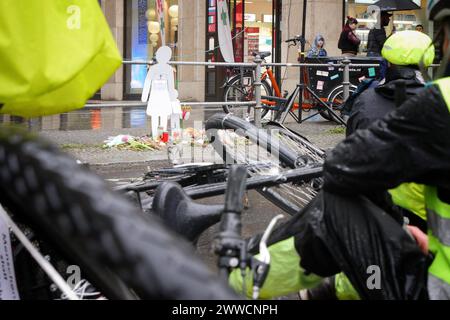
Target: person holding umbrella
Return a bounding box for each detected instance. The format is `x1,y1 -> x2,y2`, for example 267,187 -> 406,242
367,11 -> 393,57
367,1 -> 422,56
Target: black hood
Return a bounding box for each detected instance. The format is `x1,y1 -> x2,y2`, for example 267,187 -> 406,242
375,66 -> 425,100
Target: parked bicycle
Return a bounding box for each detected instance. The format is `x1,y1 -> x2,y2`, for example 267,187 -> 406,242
222,36 -> 306,121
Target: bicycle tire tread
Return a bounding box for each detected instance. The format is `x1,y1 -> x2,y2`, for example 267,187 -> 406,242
0,128 -> 237,300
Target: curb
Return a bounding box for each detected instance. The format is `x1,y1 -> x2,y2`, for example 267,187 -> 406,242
86,159 -> 171,175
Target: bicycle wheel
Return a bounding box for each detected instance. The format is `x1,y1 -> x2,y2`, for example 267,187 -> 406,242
320,85 -> 357,122
0,127 -> 237,300
223,73 -> 273,120
205,113 -> 323,216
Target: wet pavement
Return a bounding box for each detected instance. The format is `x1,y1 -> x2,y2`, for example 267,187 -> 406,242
194,191 -> 288,273
0,104 -> 224,133
0,103 -> 328,134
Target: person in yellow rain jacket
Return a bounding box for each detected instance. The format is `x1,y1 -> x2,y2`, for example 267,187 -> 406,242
230,0 -> 450,300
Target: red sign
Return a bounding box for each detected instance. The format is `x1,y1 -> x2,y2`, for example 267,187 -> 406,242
246,27 -> 260,56
246,27 -> 260,34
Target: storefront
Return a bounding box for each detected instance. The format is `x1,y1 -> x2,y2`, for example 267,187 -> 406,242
119,1 -> 366,102
114,0 -> 432,102
205,0 -> 282,100
124,0 -> 179,98
121,0 -> 283,100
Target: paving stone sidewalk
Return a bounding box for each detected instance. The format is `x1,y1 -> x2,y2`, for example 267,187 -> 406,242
39,119 -> 345,172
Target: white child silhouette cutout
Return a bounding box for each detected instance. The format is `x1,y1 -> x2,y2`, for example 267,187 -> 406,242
141,46 -> 182,139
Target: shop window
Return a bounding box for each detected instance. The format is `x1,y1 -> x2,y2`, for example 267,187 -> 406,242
125,0 -> 179,96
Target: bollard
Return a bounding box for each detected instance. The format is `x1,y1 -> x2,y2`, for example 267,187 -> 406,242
254,55 -> 263,128
342,58 -> 351,101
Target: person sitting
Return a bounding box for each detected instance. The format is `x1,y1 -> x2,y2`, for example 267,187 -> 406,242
307,34 -> 328,58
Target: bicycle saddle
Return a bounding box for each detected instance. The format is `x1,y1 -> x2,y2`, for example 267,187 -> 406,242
252,51 -> 271,59
152,182 -> 223,244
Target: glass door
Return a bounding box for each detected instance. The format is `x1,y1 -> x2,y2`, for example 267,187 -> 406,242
205,0 -> 280,101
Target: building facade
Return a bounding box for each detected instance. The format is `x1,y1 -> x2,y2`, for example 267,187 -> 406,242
100,0 -> 430,102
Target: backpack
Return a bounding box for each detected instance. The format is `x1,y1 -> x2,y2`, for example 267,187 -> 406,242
341,78 -> 379,116
0,0 -> 122,117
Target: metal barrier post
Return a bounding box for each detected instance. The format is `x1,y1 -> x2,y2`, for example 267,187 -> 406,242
342,58 -> 351,101
253,55 -> 263,128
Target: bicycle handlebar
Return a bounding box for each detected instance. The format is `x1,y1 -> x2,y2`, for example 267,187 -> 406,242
285,35 -> 305,45
215,165 -> 248,281
224,165 -> 247,214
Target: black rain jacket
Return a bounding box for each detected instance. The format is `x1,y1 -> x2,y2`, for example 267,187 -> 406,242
346,67 -> 426,137
324,81 -> 450,197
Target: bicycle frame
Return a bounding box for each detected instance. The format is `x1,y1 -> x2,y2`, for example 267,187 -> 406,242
260,65 -> 330,112
119,165 -> 322,202
224,60 -> 331,116
261,67 -> 281,98
266,83 -> 347,126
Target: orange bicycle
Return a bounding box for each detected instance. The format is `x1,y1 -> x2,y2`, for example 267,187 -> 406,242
222,52 -> 273,120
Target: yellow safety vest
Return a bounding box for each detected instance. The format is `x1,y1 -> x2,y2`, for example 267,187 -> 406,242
389,183 -> 427,221
426,77 -> 450,299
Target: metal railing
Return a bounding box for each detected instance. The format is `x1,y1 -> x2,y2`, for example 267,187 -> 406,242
85,101 -> 256,108
97,57 -> 387,127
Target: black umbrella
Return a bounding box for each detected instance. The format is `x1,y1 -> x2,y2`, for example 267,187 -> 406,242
373,0 -> 421,11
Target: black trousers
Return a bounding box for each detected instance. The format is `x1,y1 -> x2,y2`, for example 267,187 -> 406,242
256,191 -> 429,300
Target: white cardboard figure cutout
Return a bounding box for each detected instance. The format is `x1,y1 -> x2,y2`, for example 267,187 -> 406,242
141,46 -> 182,139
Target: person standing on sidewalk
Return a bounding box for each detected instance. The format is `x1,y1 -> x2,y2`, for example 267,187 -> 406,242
367,11 -> 393,57
338,17 -> 361,56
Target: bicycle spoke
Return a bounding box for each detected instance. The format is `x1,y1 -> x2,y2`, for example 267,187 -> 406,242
215,129 -> 321,215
